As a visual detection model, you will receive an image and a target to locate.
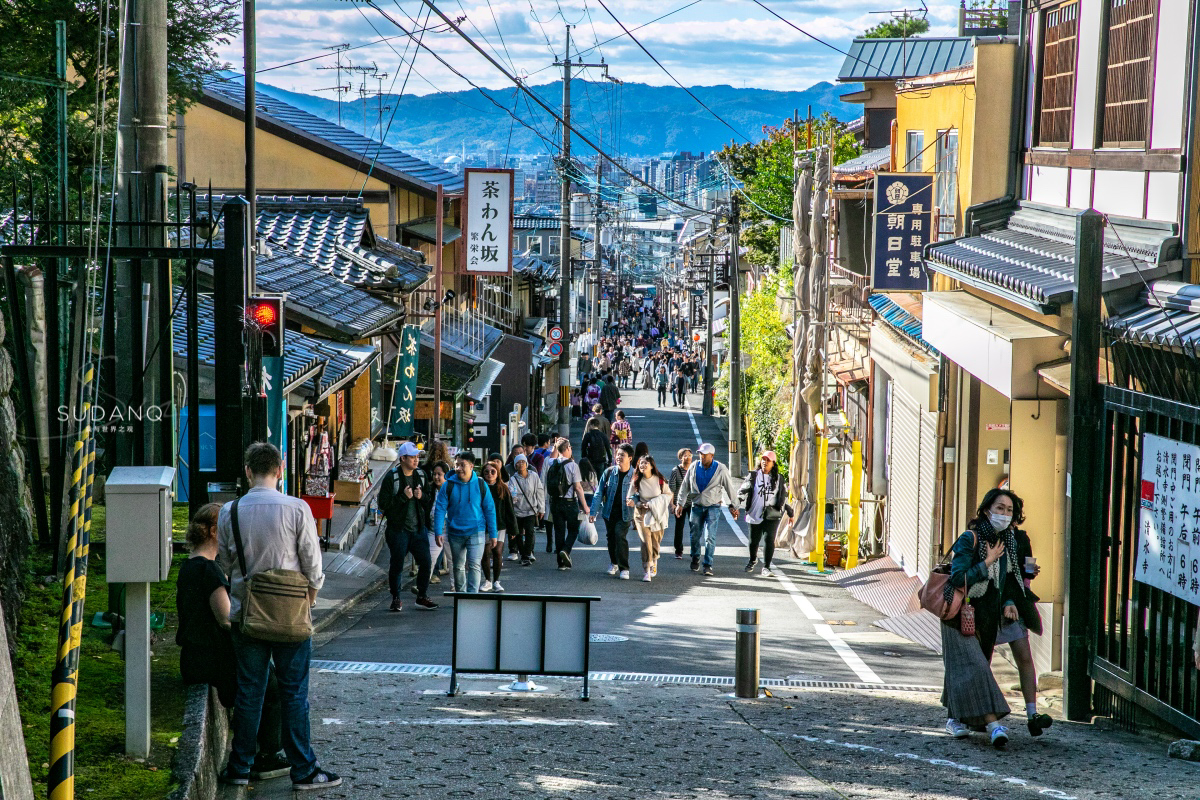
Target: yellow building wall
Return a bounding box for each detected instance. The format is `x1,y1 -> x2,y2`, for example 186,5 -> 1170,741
171,103 -> 392,228
894,41 -> 1015,235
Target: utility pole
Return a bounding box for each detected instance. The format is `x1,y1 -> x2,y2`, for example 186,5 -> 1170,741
244,0 -> 258,290
434,185 -> 444,441
593,156 -> 603,342
114,0 -> 170,466
702,241 -> 715,416
555,23 -> 573,439
727,195 -> 743,477
552,27 -> 613,437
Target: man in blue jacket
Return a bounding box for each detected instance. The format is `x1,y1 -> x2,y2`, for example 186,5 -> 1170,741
589,444 -> 636,579
433,451 -> 498,593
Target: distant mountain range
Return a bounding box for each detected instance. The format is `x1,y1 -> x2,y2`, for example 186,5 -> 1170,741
256,79 -> 862,157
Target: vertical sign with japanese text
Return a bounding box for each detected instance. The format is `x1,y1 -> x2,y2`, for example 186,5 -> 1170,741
389,324 -> 421,437
462,168 -> 514,275
689,292 -> 704,328
872,173 -> 934,291
1136,432 -> 1200,605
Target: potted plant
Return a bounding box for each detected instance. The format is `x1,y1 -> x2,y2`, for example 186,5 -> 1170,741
824,533 -> 848,569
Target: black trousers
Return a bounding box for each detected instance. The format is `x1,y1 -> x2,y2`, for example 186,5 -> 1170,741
552,499 -> 581,554
748,520 -> 775,567
605,517 -> 631,571
673,504 -> 689,555
516,515 -> 537,559
657,386 -> 667,405
386,522 -> 432,599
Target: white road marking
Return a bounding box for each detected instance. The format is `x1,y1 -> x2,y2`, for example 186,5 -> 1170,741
323,717 -> 614,727
682,401 -> 883,684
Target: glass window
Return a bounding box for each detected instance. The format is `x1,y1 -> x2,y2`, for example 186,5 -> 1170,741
527,237 -> 541,255
1037,2 -> 1080,147
549,236 -> 561,256
935,130 -> 959,237
905,131 -> 925,172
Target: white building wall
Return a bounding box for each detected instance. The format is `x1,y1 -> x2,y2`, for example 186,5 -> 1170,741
1029,166 -> 1070,206
1146,172 -> 1183,224
1093,170 -> 1147,218
1069,168 -> 1092,209
1150,0 -> 1191,150
1071,0 -> 1104,149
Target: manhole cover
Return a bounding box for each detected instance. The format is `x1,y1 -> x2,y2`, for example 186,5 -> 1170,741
589,634 -> 629,643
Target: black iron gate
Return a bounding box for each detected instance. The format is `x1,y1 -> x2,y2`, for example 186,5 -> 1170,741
1093,346 -> 1200,736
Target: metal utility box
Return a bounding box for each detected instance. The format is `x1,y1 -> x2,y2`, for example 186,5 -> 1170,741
105,466 -> 176,583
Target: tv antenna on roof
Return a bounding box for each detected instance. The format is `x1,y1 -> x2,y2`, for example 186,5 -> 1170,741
317,44 -> 351,124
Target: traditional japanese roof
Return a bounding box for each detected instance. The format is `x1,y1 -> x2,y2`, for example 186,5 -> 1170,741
420,310 -> 505,364
837,37 -> 975,82
415,346 -> 475,393
203,74 -> 464,194
513,252 -> 559,282
514,216 -> 566,230
1107,282 -> 1200,349
833,146 -> 891,177
171,288 -> 378,400
924,201 -> 1183,314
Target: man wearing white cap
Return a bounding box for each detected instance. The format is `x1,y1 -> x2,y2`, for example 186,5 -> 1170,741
377,442 -> 438,611
678,442 -> 739,576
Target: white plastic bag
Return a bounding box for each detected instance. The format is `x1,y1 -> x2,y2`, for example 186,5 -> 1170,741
578,516 -> 599,546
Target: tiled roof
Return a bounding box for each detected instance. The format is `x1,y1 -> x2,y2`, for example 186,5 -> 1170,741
869,293 -> 936,353
171,289 -> 378,399
514,216 -> 566,230
833,146 -> 891,176
415,345 -> 475,393
196,248 -> 407,342
204,74 -> 464,193
925,202 -> 1183,314
513,252 -> 559,282
837,37 -> 975,82
1107,282 -> 1200,348
421,309 -> 505,364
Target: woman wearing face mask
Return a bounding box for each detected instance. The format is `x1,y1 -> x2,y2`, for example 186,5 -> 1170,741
941,488 -> 1048,749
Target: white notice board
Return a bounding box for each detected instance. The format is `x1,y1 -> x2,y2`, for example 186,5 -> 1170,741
1137,432 -> 1200,604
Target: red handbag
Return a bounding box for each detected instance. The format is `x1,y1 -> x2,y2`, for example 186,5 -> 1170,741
918,566 -> 966,621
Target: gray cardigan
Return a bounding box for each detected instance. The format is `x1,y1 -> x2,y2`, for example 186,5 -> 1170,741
679,460 -> 738,508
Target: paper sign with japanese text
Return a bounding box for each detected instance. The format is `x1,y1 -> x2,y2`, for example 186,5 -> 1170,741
389,324 -> 421,437
462,168 -> 514,275
872,173 -> 934,291
1136,432 -> 1200,605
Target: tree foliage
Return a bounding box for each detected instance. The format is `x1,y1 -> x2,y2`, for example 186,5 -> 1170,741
718,114 -> 860,267
0,0 -> 239,176
862,16 -> 930,38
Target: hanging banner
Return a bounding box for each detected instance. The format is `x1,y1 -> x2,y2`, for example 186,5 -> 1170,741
389,324 -> 421,437
689,293 -> 705,328
599,299 -> 610,320
871,173 -> 934,291
1136,433 -> 1200,605
462,168 -> 514,275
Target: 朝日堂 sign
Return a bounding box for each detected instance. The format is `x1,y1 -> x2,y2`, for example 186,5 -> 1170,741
1136,432 -> 1200,605
462,168 -> 514,275
871,173 -> 934,291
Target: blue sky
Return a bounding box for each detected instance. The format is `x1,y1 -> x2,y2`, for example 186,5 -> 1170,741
222,0 -> 963,98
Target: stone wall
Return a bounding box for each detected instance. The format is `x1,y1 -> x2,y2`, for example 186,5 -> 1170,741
0,307 -> 35,652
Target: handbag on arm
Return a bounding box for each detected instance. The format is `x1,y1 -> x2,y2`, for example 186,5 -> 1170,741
917,532 -> 977,622
230,497 -> 314,643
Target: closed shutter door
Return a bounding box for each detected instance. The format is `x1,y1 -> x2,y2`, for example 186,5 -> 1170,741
916,408 -> 939,580
886,381 -> 922,576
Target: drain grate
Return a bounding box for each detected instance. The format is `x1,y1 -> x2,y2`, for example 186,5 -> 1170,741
589,634 -> 629,643
311,660 -> 938,693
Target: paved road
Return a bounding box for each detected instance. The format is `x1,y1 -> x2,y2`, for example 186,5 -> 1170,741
316,384 -> 944,688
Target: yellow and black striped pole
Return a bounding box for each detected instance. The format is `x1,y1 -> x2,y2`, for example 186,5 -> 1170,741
48,362 -> 97,800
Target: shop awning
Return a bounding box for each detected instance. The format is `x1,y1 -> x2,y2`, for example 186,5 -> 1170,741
398,218 -> 463,245
925,201 -> 1183,314
466,357 -> 506,401
922,290 -> 1067,400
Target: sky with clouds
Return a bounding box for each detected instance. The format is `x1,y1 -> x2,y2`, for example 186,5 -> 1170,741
224,0 -> 963,99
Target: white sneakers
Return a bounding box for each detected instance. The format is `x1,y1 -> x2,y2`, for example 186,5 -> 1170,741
944,719 -> 970,738
989,725 -> 1009,749
618,570 -> 630,580
761,567 -> 772,577
642,571 -> 652,582
607,564 -> 619,576
492,582 -> 505,592
506,553 -> 520,561
479,580 -> 493,592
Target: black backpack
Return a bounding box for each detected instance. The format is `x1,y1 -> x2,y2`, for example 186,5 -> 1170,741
379,467 -> 424,518
545,459 -> 571,499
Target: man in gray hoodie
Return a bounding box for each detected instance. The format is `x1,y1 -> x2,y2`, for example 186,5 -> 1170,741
678,442 -> 739,576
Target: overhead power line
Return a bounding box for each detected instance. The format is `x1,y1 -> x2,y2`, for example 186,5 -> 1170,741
411,0 -> 715,215
748,0 -> 872,73
594,0 -> 751,143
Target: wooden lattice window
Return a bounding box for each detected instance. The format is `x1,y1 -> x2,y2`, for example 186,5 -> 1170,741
1038,1 -> 1079,147
1100,0 -> 1157,147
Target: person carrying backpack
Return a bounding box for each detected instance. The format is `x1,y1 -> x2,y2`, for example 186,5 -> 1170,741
581,417 -> 612,468
433,451 -> 498,593
377,442 -> 438,611
544,439 -> 590,570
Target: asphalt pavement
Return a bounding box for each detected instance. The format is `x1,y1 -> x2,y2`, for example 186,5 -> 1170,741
314,384 -> 944,688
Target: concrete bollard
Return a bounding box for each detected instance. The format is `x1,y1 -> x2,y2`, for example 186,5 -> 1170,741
735,608 -> 760,698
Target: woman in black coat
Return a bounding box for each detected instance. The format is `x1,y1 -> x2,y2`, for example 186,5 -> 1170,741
736,451 -> 786,575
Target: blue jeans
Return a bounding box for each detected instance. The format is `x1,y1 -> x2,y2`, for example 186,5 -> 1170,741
689,504 -> 723,566
229,628 -> 317,781
448,531 -> 485,592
